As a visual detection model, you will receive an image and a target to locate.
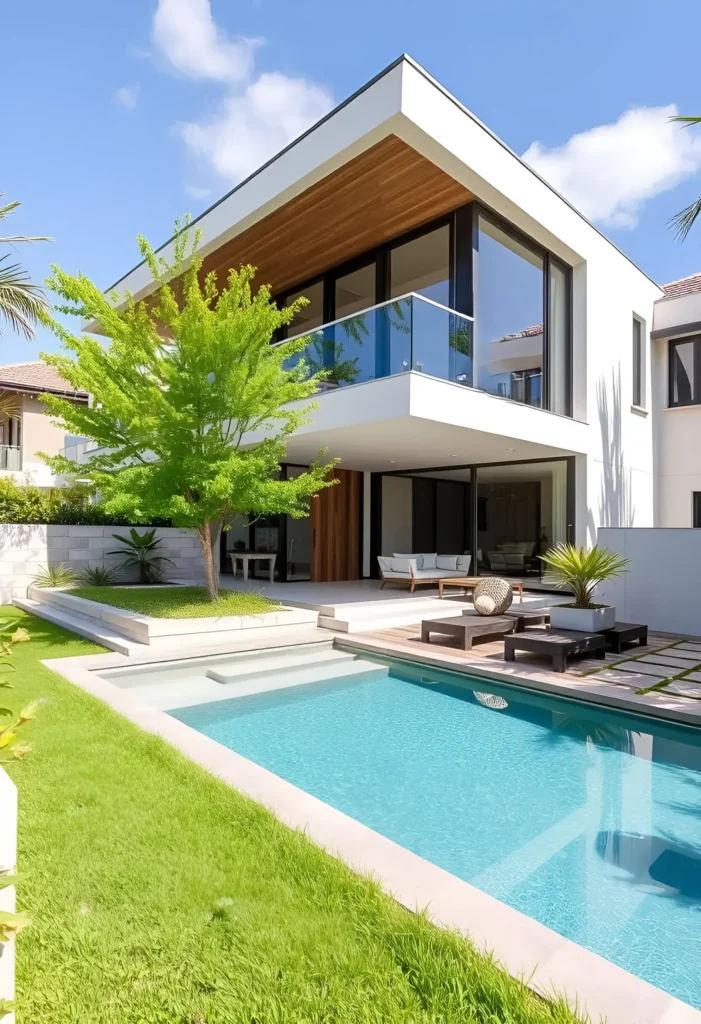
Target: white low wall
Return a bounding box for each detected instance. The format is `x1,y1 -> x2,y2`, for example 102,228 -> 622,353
0,525 -> 204,603
597,527 -> 701,636
0,769 -> 17,1023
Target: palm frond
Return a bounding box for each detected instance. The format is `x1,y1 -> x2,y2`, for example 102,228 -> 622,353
0,196 -> 53,244
668,197 -> 701,241
669,115 -> 701,126
539,543 -> 629,608
0,254 -> 49,339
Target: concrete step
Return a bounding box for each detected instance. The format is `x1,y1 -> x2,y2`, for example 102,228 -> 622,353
133,658 -> 390,711
206,647 -> 357,683
14,598 -> 138,655
319,594 -> 550,633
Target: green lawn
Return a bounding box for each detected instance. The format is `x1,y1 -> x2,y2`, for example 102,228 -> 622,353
70,585 -> 280,618
3,607 -> 581,1024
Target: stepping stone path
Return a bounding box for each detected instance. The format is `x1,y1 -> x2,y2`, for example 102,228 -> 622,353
588,640 -> 701,701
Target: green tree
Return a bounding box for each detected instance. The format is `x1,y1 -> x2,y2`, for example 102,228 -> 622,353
669,116 -> 701,239
39,221 -> 336,600
0,196 -> 52,340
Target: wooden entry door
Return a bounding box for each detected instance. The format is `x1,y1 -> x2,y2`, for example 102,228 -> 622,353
311,469 -> 362,582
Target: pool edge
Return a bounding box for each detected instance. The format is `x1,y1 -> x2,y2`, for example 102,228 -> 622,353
43,650 -> 701,1024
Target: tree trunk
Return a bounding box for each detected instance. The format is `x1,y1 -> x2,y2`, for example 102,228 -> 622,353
197,522 -> 219,602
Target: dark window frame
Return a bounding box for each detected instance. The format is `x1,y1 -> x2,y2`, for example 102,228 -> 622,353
694,491 -> 701,528
632,315 -> 645,408
669,335 -> 701,408
275,200 -> 573,416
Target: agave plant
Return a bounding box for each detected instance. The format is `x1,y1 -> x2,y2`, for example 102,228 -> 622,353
539,543 -> 629,609
108,528 -> 174,584
31,563 -> 76,589
76,564 -> 124,587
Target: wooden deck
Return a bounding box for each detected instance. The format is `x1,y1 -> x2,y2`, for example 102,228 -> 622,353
361,622 -> 678,678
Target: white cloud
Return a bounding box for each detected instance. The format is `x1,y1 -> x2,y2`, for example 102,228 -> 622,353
523,105 -> 701,229
153,0 -> 255,83
151,0 -> 333,184
114,85 -> 139,110
178,72 -> 333,181
184,183 -> 212,201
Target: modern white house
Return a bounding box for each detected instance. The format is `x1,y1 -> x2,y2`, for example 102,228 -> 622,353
79,54 -> 697,584
0,361 -> 89,489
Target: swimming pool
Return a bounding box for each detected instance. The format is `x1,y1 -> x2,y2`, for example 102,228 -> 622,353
168,654 -> 701,1007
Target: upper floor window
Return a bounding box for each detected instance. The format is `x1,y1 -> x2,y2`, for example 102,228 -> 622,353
669,335 -> 701,407
389,224 -> 451,307
632,316 -> 645,408
694,492 -> 701,528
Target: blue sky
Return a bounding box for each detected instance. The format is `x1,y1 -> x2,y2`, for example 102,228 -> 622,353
4,0 -> 701,360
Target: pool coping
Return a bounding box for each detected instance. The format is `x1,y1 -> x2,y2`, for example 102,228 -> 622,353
336,634 -> 701,728
42,647 -> 701,1024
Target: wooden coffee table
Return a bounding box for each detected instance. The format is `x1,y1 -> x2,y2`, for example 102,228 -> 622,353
421,615 -> 516,650
504,629 -> 606,672
438,577 -> 524,602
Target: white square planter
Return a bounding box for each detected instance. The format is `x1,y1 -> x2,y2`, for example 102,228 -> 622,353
549,604 -> 615,632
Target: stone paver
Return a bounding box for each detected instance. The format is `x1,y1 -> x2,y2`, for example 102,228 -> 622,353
657,647 -> 701,663
674,643 -> 701,652
663,680 -> 701,699
636,654 -> 694,670
614,661 -> 671,679
680,671 -> 701,683
593,670 -> 661,689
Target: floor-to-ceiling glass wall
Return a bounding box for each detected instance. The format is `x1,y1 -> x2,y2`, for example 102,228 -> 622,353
476,461 -> 569,577
374,459 -> 571,583
475,215 -> 545,406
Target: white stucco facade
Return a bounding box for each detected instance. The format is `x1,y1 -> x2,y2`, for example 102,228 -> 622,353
93,56 -> 680,555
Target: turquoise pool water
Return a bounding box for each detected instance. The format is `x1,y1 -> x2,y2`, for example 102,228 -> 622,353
171,658 -> 701,1006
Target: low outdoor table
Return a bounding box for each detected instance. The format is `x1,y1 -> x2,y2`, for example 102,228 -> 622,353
421,615 -> 516,651
504,629 -> 606,673
438,577 -> 524,603
229,551 -> 277,582
503,608 -> 550,632
598,622 -> 648,653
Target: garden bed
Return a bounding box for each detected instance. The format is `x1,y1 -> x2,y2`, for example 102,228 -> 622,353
70,585 -> 279,618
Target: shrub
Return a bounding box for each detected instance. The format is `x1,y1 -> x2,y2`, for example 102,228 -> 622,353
76,565 -> 123,587
31,564 -> 76,589
539,543 -> 629,608
0,479 -> 170,527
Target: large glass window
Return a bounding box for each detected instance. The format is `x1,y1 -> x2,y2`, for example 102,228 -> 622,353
389,224 -> 450,306
286,280 -> 324,336
334,263 -> 376,319
476,216 -> 545,407
476,460 -> 569,577
670,336 -> 700,407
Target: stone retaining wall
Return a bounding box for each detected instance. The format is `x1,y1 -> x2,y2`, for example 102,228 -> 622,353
0,524 -> 203,603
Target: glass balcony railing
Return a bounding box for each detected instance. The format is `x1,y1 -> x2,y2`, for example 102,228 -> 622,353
281,293 -> 473,390
0,446 -> 21,471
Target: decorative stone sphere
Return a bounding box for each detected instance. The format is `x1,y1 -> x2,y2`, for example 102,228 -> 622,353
473,578 -> 513,616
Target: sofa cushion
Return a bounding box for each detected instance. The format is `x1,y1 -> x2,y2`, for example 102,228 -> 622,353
377,556 -> 392,573
420,552 -> 438,570
389,557 -> 413,574
456,554 -> 471,573
412,568 -> 441,579
394,552 -> 423,569
436,555 -> 458,571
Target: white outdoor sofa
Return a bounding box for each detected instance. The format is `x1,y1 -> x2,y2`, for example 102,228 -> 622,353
377,553 -> 472,592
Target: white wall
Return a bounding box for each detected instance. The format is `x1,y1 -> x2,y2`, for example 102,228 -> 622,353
0,525 -> 203,603
597,527 -> 701,636
657,406 -> 701,526
381,476 -> 412,555
0,769 -> 17,1023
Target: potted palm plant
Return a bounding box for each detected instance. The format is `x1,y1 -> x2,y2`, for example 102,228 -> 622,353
540,543 -> 629,632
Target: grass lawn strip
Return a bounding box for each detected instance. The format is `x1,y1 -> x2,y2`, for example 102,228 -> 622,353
70,585 -> 280,618
5,608 -> 581,1024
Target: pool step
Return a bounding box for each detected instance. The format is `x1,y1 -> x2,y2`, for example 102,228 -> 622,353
131,656 -> 389,711
206,646 -> 357,684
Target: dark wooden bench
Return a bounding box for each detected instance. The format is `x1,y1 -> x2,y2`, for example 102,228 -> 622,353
503,608 -> 550,632
421,615 -> 515,651
598,622 -> 647,653
504,629 -> 606,672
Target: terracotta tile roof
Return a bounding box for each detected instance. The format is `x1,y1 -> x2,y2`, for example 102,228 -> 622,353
662,273 -> 701,298
501,323 -> 544,340
0,361 -> 88,397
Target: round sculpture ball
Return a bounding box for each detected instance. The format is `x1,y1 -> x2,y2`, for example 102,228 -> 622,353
472,578 -> 513,616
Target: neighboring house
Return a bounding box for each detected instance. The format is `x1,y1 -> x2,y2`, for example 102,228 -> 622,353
0,361 -> 89,488
651,274 -> 701,528
78,55 -> 675,582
